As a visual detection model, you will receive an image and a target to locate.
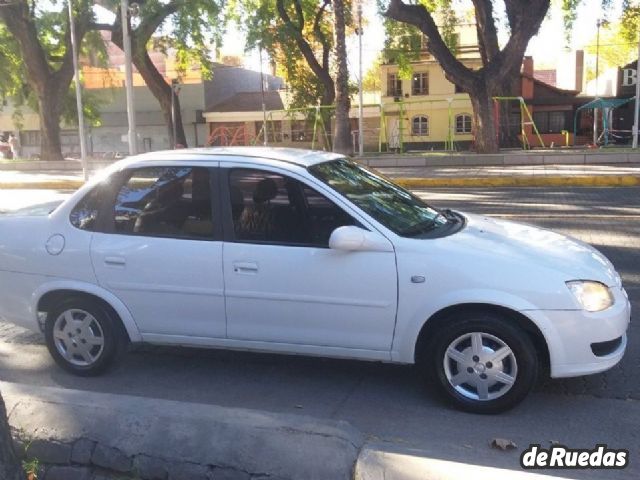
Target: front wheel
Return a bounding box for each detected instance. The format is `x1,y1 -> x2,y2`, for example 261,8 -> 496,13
45,297 -> 125,376
428,313 -> 539,414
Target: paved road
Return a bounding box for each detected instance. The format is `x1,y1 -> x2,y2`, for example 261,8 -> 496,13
0,187 -> 638,479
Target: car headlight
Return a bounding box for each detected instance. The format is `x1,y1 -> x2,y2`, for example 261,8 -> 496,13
566,281 -> 614,312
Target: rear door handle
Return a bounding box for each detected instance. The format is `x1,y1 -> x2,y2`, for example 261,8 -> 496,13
104,256 -> 126,267
233,262 -> 258,274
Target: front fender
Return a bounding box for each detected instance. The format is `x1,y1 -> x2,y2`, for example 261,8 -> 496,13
31,280 -> 142,342
391,288 -> 554,363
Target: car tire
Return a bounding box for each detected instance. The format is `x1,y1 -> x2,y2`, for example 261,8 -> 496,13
44,296 -> 125,376
426,311 -> 538,414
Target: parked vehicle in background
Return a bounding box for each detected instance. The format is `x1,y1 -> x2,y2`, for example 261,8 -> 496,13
0,147 -> 630,413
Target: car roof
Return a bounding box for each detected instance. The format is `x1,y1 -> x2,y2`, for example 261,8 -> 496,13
122,147 -> 344,169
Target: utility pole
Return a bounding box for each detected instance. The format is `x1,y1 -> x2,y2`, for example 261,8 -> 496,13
633,37 -> 640,149
357,0 -> 364,157
593,18 -> 606,146
171,79 -> 180,148
67,0 -> 88,180
259,47 -> 268,146
121,0 -> 137,155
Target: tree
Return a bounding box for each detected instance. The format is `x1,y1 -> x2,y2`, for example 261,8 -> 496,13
363,55 -> 382,92
241,0 -> 337,109
333,0 -> 352,154
98,0 -> 223,148
584,21 -> 638,82
0,0 -> 96,161
383,0 -> 551,153
0,392 -> 24,480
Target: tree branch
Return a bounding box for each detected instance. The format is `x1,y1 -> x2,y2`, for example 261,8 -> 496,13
471,0 -> 499,66
313,0 -> 331,71
385,0 -> 474,89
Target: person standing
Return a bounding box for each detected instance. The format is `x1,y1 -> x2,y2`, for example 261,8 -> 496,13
7,134 -> 20,159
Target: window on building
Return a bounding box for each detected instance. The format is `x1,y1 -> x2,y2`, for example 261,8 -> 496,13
113,167 -> 214,239
21,131 -> 40,146
387,73 -> 403,97
255,120 -> 283,143
411,116 -> 429,136
412,72 -> 429,95
455,114 -> 473,134
533,111 -> 568,133
291,120 -> 314,142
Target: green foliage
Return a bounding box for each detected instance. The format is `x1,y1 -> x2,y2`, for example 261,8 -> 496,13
0,0 -> 105,130
584,21 -> 638,81
238,0 -> 350,107
379,0 -> 459,79
363,55 -> 383,92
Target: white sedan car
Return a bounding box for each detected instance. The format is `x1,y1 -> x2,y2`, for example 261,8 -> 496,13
0,148 -> 630,413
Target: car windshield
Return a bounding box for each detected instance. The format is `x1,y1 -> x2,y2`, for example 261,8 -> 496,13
309,158 -> 448,236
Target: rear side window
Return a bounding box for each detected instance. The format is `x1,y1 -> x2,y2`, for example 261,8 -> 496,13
113,166 -> 214,239
70,185 -> 102,231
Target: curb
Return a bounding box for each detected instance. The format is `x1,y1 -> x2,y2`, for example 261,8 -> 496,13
1,175 -> 639,191
2,381 -> 363,480
394,175 -> 640,188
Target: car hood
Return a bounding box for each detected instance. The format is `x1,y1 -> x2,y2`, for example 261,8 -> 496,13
0,200 -> 64,217
446,212 -> 620,287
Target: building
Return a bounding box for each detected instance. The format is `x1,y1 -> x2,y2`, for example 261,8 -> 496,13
203,90 -> 381,151
379,24 -> 481,151
0,32 -> 283,158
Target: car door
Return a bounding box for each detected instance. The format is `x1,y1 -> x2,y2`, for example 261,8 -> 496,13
91,164 -> 226,339
221,165 -> 398,351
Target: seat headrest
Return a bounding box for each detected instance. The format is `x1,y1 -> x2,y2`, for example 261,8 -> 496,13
253,178 -> 278,204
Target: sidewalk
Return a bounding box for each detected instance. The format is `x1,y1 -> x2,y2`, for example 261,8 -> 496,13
0,163 -> 640,189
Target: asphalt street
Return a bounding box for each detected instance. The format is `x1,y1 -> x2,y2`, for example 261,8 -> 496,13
0,187 -> 638,479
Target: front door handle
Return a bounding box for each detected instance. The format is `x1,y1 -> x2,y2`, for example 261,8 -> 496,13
233,262 -> 258,274
104,256 -> 126,267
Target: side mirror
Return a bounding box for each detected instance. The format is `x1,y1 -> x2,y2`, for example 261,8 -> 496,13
329,226 -> 393,252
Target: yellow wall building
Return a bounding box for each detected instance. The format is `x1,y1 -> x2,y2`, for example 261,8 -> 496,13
380,24 -> 480,151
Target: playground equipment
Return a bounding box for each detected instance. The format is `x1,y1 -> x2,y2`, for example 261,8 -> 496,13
573,97 -> 635,146
378,97 -> 470,152
493,96 -> 545,149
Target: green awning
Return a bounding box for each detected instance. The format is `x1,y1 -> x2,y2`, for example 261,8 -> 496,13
576,97 -> 635,112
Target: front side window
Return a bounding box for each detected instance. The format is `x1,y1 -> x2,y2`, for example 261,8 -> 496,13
309,159 -> 447,237
412,116 -> 429,136
113,166 -> 214,239
70,184 -> 104,231
228,169 -> 356,246
455,114 -> 473,134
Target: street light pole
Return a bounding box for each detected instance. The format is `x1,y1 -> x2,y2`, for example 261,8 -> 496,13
357,0 -> 364,157
593,18 -> 606,146
121,0 -> 137,155
171,79 -> 180,148
67,0 -> 88,180
633,37 -> 640,149
259,46 -> 268,146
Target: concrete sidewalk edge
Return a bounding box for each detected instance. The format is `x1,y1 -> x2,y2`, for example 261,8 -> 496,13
1,175 -> 639,190
354,446 -> 573,480
1,381 -> 363,480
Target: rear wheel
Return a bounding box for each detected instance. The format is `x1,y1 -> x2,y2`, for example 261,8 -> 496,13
44,297 -> 125,376
426,312 -> 538,414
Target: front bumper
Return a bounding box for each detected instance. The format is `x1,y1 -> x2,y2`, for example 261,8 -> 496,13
524,286 -> 630,378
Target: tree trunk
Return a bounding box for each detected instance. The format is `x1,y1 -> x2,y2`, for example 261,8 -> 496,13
38,87 -> 65,161
332,0 -> 352,155
469,82 -> 499,153
0,392 -> 24,480
134,50 -> 187,148
111,33 -> 188,149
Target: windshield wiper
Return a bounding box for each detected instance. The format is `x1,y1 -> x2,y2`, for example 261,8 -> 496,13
401,219 -> 440,237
